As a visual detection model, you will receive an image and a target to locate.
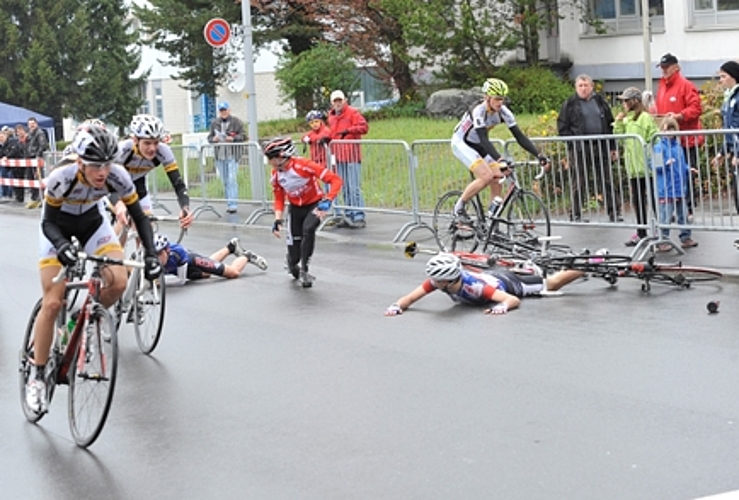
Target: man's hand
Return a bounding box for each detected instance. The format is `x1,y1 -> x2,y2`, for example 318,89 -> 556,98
115,200 -> 128,226
179,207 -> 194,229
57,242 -> 78,267
338,129 -> 349,138
272,219 -> 283,238
318,137 -> 330,146
484,303 -> 508,315
384,303 -> 403,316
144,255 -> 162,281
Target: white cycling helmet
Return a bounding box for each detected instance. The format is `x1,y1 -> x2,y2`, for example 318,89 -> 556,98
153,233 -> 169,253
130,114 -> 166,140
426,253 -> 462,281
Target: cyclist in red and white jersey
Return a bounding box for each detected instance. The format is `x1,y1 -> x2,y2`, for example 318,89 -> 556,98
266,137 -> 343,288
113,114 -> 193,240
384,253 -> 582,316
451,78 -> 551,224
26,125 -> 161,413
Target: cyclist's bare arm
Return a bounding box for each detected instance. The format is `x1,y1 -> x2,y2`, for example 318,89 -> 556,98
384,285 -> 429,316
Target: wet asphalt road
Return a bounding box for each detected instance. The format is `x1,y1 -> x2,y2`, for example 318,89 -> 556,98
2,211 -> 739,499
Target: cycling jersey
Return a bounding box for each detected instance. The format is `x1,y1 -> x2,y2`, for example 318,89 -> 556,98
453,101 -> 517,158
116,139 -> 190,209
162,242 -> 225,284
271,156 -> 342,212
421,268 -> 543,305
40,162 -> 155,267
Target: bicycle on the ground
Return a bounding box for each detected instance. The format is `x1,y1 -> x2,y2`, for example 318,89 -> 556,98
19,250 -> 144,447
432,161 -> 550,255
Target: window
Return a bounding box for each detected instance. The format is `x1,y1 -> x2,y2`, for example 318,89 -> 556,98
691,0 -> 739,26
587,0 -> 664,34
154,81 -> 164,121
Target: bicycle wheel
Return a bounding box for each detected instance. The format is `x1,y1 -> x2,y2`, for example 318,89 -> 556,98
133,276 -> 166,354
494,190 -> 551,251
539,253 -> 632,274
19,299 -> 50,423
432,190 -> 483,253
68,309 -> 117,448
648,265 -> 723,287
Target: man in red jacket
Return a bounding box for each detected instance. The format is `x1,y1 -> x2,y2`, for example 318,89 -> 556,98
654,53 -> 704,217
327,90 -> 369,228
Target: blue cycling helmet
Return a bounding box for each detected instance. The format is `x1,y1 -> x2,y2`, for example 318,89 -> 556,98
305,110 -> 326,122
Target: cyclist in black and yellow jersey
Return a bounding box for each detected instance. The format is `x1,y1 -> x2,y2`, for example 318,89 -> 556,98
112,114 -> 193,240
26,124 -> 162,413
451,78 -> 551,225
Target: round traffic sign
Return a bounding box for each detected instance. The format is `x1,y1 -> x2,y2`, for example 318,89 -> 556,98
204,18 -> 231,48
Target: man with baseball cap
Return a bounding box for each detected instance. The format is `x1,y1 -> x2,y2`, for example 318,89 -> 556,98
207,101 -> 246,214
654,52 -> 704,219
327,89 -> 369,228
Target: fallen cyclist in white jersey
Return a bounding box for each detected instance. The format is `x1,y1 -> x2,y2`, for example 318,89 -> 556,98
384,253 -> 583,316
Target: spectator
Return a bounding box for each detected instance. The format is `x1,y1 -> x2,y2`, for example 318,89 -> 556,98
13,124 -> 29,204
557,74 -> 621,222
327,90 -> 369,228
614,87 -> 659,247
25,117 -> 48,209
0,127 -> 19,199
301,110 -> 331,167
711,60 -> 739,249
207,101 -> 246,214
653,53 -> 704,219
652,117 -> 697,252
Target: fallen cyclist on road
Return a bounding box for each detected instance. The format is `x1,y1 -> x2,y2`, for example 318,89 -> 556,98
384,253 -> 583,317
154,233 -> 267,285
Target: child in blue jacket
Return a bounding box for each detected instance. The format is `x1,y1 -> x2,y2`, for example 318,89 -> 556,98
652,118 -> 698,251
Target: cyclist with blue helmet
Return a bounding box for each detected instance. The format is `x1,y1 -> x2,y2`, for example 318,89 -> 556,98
301,109 -> 331,167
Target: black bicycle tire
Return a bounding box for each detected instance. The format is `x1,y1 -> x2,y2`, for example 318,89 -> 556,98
19,299 -> 47,423
134,277 -> 166,355
432,189 -> 483,253
648,265 -> 723,285
485,190 -> 551,254
68,310 -> 118,448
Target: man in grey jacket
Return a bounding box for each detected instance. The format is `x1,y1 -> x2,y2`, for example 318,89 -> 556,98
207,102 -> 246,214
25,117 -> 48,208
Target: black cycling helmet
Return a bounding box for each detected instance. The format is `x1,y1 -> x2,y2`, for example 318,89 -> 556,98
72,124 -> 119,163
263,137 -> 295,160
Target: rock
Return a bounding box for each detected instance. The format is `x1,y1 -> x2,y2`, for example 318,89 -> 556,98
425,89 -> 484,119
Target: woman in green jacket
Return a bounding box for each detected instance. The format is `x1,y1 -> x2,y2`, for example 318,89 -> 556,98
613,87 -> 659,246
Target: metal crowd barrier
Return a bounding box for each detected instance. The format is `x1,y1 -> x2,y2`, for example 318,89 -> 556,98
135,130 -> 739,245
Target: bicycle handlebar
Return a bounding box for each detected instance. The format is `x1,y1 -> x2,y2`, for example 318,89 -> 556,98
491,160 -> 547,183
52,253 -> 145,284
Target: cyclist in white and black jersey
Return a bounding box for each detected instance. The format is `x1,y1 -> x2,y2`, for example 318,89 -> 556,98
112,114 -> 193,236
26,125 -> 162,413
451,78 -> 551,224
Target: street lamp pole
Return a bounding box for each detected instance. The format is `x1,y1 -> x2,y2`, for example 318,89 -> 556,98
642,0 -> 652,92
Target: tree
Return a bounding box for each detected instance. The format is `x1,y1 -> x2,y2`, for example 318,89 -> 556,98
0,0 -> 147,136
309,0 -> 418,101
275,43 -> 359,113
401,0 -> 518,88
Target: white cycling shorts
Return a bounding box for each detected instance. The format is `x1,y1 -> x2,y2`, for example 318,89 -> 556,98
451,135 -> 493,171
39,218 -> 122,269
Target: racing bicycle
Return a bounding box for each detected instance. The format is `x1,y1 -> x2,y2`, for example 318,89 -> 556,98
112,215 -> 184,354
19,250 -> 144,447
432,161 -> 550,255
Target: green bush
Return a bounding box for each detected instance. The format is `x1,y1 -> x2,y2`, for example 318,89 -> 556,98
495,66 -> 573,115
